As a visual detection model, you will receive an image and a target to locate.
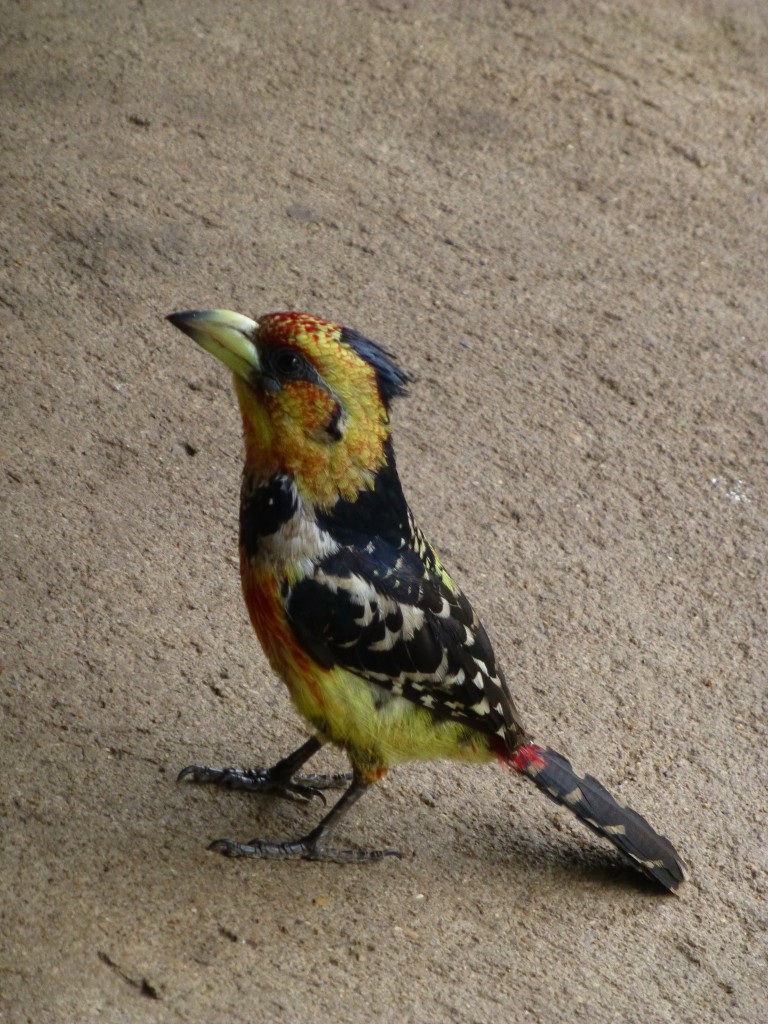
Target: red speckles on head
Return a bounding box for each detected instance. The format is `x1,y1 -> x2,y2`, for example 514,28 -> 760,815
235,310 -> 393,506
255,312 -> 347,376
257,312 -> 340,347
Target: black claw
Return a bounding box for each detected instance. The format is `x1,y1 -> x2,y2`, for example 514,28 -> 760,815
298,771 -> 354,790
181,743 -> 384,864
282,782 -> 328,806
207,838 -> 239,856
177,761 -> 217,782
177,763 -> 325,803
206,835 -> 402,862
177,762 -> 350,804
207,837 -> 306,859
311,845 -> 402,864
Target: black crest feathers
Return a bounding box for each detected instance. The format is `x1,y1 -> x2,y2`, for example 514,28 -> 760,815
341,326 -> 410,408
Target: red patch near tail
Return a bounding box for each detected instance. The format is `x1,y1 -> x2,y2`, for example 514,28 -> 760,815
510,743 -> 547,774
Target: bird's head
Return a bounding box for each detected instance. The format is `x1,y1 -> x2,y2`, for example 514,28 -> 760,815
167,309 -> 409,507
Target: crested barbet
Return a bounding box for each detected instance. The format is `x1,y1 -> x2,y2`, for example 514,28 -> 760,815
166,308 -> 686,891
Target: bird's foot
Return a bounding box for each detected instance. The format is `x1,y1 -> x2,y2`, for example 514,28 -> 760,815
180,745 -> 395,862
177,763 -> 351,805
208,833 -> 401,863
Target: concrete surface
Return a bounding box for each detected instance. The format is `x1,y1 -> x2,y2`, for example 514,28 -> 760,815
2,1 -> 766,1021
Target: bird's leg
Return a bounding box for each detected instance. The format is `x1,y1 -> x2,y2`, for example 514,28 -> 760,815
178,736 -> 351,805
209,772 -> 401,863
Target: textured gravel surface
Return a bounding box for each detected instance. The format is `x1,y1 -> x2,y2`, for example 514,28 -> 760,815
2,2 -> 766,1022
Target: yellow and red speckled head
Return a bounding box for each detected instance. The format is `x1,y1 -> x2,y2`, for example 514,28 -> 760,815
254,312 -> 408,410
167,307 -> 408,507
233,311 -> 408,508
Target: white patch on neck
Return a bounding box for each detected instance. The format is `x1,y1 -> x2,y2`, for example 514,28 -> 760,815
245,479 -> 339,574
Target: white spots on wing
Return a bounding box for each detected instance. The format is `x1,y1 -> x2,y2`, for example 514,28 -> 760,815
369,603 -> 425,651
318,573 -> 428,654
364,649 -> 451,688
269,510 -> 521,745
405,650 -> 450,685
356,595 -> 376,627
471,697 -> 491,717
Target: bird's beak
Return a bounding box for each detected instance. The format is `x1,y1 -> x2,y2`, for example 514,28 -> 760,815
166,309 -> 261,382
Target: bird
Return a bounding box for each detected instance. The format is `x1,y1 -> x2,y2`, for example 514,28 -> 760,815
166,307 -> 686,891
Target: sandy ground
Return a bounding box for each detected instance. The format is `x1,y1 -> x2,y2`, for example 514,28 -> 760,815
2,1 -> 767,1021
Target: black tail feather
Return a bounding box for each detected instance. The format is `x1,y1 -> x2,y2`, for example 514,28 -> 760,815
511,744 -> 686,892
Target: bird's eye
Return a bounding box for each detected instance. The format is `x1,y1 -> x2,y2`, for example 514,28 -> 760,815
270,347 -> 309,380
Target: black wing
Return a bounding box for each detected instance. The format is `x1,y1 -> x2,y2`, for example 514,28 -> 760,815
286,541 -> 525,745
